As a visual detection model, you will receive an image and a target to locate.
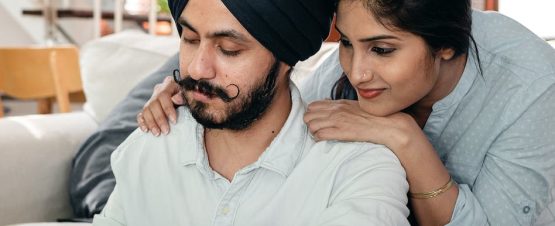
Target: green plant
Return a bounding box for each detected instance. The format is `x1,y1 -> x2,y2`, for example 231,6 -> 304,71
158,0 -> 170,14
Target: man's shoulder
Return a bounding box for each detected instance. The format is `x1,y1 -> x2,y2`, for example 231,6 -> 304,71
291,140 -> 407,213
111,107 -> 199,172
307,140 -> 401,169
119,107 -> 196,145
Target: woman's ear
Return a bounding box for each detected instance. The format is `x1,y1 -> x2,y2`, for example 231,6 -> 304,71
438,48 -> 456,61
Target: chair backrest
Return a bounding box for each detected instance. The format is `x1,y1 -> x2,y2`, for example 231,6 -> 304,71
0,45 -> 83,115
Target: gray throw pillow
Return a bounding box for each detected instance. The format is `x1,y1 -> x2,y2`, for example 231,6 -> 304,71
69,53 -> 179,218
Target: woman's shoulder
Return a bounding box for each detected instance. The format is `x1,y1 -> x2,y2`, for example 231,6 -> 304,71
471,10 -> 555,84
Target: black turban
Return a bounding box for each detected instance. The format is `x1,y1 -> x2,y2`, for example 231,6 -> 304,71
169,0 -> 334,66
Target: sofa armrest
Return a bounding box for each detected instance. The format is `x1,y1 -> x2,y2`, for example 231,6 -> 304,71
0,112 -> 98,226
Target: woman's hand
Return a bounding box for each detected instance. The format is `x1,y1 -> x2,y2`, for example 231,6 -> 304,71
137,76 -> 182,136
304,99 -> 458,225
303,99 -> 421,151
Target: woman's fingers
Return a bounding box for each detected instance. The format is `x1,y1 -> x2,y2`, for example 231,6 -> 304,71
159,92 -> 178,124
307,100 -> 360,119
305,114 -> 337,135
306,100 -> 337,112
306,110 -> 364,133
305,99 -> 418,149
156,77 -> 181,125
304,100 -> 381,142
149,100 -> 170,135
142,107 -> 161,136
171,91 -> 184,105
137,76 -> 183,136
311,127 -> 358,142
137,112 -> 148,132
303,107 -> 332,124
307,114 -> 366,142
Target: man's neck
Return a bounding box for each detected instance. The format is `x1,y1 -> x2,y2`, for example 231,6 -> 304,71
204,85 -> 292,181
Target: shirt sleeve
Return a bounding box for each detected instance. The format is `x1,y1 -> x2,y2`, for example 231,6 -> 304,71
92,185 -> 126,226
309,145 -> 410,226
295,45 -> 343,103
92,132 -> 142,226
448,82 -> 555,226
447,185 -> 488,226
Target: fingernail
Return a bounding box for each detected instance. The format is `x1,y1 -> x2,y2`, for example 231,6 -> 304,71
162,126 -> 169,135
140,126 -> 147,132
170,116 -> 177,124
153,128 -> 160,137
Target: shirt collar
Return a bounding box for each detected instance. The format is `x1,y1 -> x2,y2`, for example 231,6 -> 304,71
253,82 -> 311,177
178,81 -> 311,178
432,51 -> 479,112
176,109 -> 202,165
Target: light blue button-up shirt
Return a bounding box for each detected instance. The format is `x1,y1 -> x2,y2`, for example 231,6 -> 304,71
430,11 -> 555,226
296,10 -> 555,226
93,84 -> 409,226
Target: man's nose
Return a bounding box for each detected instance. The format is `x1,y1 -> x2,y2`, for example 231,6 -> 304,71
187,45 -> 216,81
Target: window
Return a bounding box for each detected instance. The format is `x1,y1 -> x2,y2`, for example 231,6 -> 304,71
498,0 -> 555,39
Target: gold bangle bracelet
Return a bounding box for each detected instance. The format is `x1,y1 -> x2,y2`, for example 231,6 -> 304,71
409,177 -> 455,199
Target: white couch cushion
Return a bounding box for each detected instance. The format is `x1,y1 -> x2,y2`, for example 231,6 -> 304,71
0,113 -> 97,225
80,30 -> 179,123
7,223 -> 91,226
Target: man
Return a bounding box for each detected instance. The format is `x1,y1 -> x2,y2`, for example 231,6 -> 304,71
93,0 -> 409,225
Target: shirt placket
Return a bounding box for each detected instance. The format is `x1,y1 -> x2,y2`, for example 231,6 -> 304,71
212,168 -> 257,226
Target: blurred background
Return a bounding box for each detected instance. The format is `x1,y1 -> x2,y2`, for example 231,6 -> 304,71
0,0 -> 175,118
0,0 -> 554,118
0,0 -> 173,46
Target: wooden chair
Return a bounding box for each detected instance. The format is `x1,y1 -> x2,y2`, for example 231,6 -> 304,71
485,0 -> 498,11
0,45 -> 84,117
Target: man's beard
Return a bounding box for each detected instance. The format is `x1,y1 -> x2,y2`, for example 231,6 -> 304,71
177,60 -> 280,130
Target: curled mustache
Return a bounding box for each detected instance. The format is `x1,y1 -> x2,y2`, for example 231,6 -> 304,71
173,69 -> 240,102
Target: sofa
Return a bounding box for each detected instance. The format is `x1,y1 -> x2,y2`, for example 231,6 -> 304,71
0,30 -> 179,226
0,29 -> 338,226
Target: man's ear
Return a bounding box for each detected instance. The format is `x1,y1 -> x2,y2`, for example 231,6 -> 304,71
283,63 -> 293,76
279,62 -> 293,78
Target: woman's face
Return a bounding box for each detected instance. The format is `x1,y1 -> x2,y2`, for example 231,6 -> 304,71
336,0 -> 450,116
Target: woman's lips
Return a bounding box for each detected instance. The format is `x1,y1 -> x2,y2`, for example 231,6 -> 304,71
357,88 -> 385,99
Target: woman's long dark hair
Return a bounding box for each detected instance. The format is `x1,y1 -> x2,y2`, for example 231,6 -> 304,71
332,0 -> 481,100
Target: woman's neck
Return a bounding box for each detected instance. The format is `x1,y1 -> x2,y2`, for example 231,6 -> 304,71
409,53 -> 468,128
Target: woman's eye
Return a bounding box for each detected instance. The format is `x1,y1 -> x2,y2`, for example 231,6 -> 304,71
339,38 -> 352,47
371,47 -> 395,55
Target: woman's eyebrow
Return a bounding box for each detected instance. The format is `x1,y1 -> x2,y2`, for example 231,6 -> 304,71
335,26 -> 399,42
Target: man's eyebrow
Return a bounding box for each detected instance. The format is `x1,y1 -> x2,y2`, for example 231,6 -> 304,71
335,25 -> 400,42
177,17 -> 196,33
209,30 -> 249,43
177,17 -> 248,43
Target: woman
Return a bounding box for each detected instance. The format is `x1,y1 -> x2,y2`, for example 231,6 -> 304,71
137,0 -> 555,225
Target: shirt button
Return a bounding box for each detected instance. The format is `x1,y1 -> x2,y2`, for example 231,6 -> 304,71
523,206 -> 531,214
222,207 -> 230,215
